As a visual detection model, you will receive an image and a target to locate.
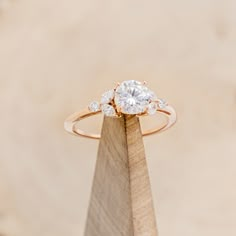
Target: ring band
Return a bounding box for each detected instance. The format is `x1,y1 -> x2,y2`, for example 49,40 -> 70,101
64,105 -> 176,139
64,80 -> 177,139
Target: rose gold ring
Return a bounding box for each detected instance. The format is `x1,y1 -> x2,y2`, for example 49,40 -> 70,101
64,80 -> 177,139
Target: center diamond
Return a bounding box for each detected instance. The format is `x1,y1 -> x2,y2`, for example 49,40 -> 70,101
115,80 -> 157,114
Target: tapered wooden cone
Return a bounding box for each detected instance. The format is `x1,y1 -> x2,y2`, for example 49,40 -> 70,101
84,115 -> 158,236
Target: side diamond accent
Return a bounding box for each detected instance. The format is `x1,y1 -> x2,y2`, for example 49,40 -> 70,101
88,101 -> 100,112
101,104 -> 116,117
147,102 -> 158,115
158,99 -> 167,109
101,90 -> 115,104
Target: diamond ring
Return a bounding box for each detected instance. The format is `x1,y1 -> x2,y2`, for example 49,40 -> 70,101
64,80 -> 177,139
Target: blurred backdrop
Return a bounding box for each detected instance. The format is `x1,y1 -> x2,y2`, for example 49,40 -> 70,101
0,0 -> 236,236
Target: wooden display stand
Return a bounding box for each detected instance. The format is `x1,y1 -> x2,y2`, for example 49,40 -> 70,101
84,115 -> 158,236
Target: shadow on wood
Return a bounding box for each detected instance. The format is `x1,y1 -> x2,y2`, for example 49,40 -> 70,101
84,115 -> 158,236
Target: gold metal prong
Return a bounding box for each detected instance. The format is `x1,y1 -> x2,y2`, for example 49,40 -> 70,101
114,82 -> 120,90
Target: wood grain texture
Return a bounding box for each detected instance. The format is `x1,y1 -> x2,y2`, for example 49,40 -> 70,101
84,115 -> 157,236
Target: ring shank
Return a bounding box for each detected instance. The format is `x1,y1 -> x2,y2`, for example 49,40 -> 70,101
64,105 -> 177,139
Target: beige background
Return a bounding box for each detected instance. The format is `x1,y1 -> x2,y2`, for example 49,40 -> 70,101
0,0 -> 236,236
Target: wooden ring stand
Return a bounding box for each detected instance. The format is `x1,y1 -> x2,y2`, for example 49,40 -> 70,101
84,114 -> 158,236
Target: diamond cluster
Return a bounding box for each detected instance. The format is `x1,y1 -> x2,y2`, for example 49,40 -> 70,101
88,80 -> 167,116
88,89 -> 116,117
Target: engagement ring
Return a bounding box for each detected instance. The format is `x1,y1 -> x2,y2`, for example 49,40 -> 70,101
64,80 -> 177,139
